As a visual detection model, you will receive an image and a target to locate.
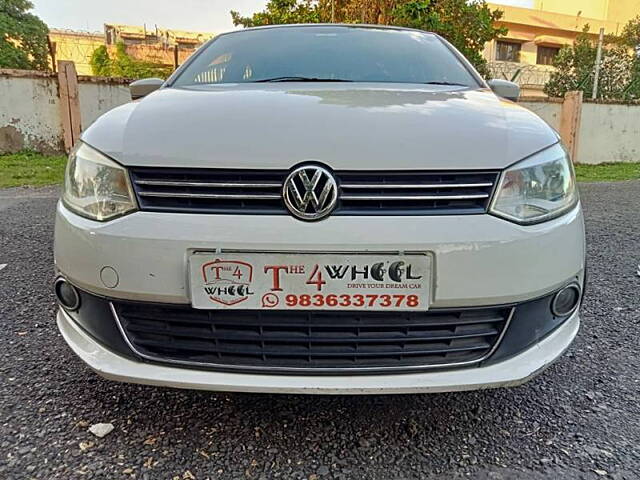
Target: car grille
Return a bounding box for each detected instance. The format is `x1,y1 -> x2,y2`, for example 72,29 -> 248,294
112,302 -> 513,373
129,168 -> 499,216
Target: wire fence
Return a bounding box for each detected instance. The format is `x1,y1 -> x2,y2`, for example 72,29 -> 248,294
487,61 -> 553,87
48,33 -> 200,76
49,36 -> 104,75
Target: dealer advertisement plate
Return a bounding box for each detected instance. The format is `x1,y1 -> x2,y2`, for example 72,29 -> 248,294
189,252 -> 432,311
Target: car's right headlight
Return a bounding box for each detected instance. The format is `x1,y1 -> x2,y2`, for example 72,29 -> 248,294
490,143 -> 578,224
62,142 -> 137,221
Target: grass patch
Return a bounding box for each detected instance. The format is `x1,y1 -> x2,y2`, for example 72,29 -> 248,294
575,162 -> 640,182
0,151 -> 67,188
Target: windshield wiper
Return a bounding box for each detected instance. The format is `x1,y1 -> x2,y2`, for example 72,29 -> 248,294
254,76 -> 354,83
421,81 -> 469,86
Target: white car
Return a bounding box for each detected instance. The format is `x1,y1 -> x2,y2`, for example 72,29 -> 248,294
54,25 -> 585,395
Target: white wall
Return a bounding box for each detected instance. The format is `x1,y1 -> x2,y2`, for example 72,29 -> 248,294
520,100 -> 562,131
520,99 -> 640,164
0,73 -> 63,154
1,70 -> 639,165
78,81 -> 130,131
577,103 -> 640,165
0,70 -> 131,155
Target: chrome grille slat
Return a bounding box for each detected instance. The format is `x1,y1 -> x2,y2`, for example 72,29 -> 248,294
341,182 -> 494,189
129,167 -> 499,216
138,191 -> 282,200
135,180 -> 282,188
341,193 -> 490,201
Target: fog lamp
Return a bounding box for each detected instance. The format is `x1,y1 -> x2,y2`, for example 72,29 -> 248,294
54,278 -> 81,311
551,284 -> 581,317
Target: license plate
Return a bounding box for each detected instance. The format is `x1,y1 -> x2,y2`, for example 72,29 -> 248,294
189,252 -> 431,310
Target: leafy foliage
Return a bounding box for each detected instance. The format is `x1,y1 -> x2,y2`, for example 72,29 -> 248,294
0,0 -> 49,70
89,42 -> 172,79
619,15 -> 640,49
90,45 -> 111,76
619,15 -> 640,99
544,23 -> 640,101
543,27 -> 596,98
391,0 -> 506,78
231,0 -> 320,27
336,0 -> 398,24
230,0 -> 507,77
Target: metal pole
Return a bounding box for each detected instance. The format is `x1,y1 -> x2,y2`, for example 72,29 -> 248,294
592,27 -> 604,100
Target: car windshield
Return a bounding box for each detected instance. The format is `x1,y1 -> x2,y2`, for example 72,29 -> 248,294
171,26 -> 479,87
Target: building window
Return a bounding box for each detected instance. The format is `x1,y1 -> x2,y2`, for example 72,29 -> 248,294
496,41 -> 521,62
537,45 -> 561,65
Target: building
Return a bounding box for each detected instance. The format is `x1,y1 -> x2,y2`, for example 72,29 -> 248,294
485,0 -> 640,95
104,24 -> 215,49
48,24 -> 216,76
48,30 -> 105,75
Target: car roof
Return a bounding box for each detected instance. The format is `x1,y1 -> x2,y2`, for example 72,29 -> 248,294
218,23 -> 437,37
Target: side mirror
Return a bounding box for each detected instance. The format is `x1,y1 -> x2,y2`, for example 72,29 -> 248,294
130,78 -> 164,100
487,79 -> 520,102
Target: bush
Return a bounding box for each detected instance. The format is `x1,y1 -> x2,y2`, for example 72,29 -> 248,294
90,42 -> 172,79
544,24 -> 639,101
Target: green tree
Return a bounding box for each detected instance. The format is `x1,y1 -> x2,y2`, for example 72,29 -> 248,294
619,15 -> 640,99
229,0 -> 507,77
543,27 -> 597,98
544,25 -> 639,101
338,0 -> 398,24
392,0 -> 506,77
619,15 -> 640,48
89,42 -> 172,79
0,0 -> 49,70
231,0 -> 320,27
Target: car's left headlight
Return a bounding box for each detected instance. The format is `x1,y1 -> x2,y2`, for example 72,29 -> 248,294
62,142 -> 137,221
490,143 -> 578,224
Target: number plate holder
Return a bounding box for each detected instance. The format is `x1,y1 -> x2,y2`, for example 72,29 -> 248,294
188,252 -> 432,311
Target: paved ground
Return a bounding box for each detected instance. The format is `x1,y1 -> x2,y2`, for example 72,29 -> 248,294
0,182 -> 638,480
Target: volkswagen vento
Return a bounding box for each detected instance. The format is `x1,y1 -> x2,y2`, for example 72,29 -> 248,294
54,25 -> 585,394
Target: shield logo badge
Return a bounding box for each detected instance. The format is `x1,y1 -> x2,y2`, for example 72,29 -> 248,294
201,259 -> 254,306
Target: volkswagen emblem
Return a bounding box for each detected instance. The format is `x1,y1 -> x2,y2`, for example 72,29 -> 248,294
283,165 -> 338,221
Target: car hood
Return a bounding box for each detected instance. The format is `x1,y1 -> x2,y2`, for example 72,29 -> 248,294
82,83 -> 559,170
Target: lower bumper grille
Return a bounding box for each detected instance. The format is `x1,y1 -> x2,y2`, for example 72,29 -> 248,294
112,303 -> 513,373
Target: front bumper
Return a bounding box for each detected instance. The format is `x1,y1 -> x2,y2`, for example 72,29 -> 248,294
54,202 -> 585,307
54,202 -> 585,393
58,306 -> 580,394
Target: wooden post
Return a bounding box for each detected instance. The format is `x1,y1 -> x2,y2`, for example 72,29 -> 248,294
559,90 -> 583,163
57,61 -> 82,153
173,45 -> 179,70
